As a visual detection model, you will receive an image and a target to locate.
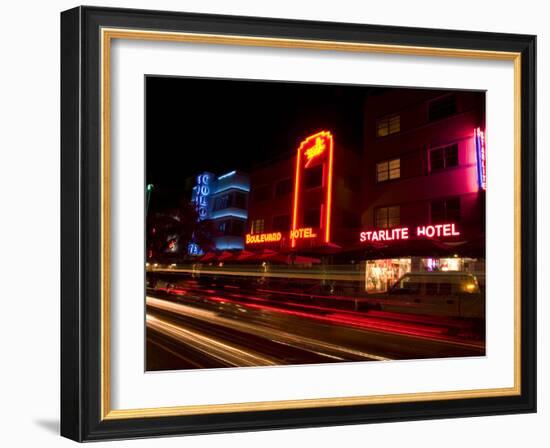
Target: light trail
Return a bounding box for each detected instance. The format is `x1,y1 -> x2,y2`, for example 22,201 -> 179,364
147,314 -> 280,367
147,296 -> 390,361
151,285 -> 485,350
149,266 -> 362,281
147,337 -> 204,369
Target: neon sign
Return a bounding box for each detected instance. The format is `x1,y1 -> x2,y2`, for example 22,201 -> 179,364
245,227 -> 318,245
474,127 -> 487,190
290,227 -> 317,240
360,223 -> 460,242
194,172 -> 212,220
246,232 -> 282,244
304,137 -> 326,167
360,227 -> 409,242
187,243 -> 202,255
188,172 -> 214,256
417,224 -> 460,238
292,131 -> 334,247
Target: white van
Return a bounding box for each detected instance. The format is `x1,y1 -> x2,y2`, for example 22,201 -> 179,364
371,272 -> 484,319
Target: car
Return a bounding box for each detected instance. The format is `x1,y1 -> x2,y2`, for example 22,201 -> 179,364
367,272 -> 485,319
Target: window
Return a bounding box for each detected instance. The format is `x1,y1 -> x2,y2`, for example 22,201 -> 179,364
376,114 -> 400,137
213,194 -> 229,211
272,214 -> 290,231
428,95 -> 456,121
376,158 -> 400,182
304,208 -> 321,228
430,143 -> 458,171
375,206 -> 400,228
431,197 -> 461,223
250,219 -> 265,234
217,220 -> 228,233
275,178 -> 293,196
304,165 -> 323,189
253,185 -> 270,202
213,191 -> 248,210
233,191 -> 247,209
218,219 -> 246,236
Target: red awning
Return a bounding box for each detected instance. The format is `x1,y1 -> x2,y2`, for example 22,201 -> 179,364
217,251 -> 235,261
199,251 -> 217,262
235,250 -> 255,261
258,249 -> 278,260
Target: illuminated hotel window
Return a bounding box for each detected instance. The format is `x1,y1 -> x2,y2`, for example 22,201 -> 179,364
428,95 -> 456,122
272,214 -> 290,231
304,165 -> 323,189
376,114 -> 400,137
376,158 -> 400,182
375,206 -> 400,228
429,143 -> 458,171
250,219 -> 265,234
304,208 -> 321,228
431,197 -> 461,223
253,185 -> 271,202
275,178 -> 293,196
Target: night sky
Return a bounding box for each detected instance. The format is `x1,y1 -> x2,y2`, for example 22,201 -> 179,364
146,76 -> 377,189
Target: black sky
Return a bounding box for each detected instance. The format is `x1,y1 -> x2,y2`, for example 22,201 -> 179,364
145,76 -> 376,188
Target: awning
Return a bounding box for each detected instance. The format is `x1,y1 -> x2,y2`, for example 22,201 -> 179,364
348,237 -> 484,259
217,251 -> 235,261
199,251 -> 217,262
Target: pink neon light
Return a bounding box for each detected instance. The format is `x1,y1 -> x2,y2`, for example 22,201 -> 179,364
359,223 -> 460,242
475,127 -> 487,190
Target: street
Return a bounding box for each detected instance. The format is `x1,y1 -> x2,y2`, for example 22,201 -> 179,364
146,273 -> 485,371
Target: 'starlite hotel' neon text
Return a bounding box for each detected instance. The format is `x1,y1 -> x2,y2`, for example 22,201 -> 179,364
360,223 -> 460,242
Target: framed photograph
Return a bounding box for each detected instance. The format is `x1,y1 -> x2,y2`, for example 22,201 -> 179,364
60,6 -> 536,441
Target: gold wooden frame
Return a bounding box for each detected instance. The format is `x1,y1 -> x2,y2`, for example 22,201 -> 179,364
100,28 -> 522,421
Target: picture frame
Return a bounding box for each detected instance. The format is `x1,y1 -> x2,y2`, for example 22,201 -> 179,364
60,6 -> 536,441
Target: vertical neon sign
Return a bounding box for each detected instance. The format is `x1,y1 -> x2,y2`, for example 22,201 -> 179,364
291,131 -> 334,247
474,127 -> 487,190
189,172 -> 214,255
194,172 -> 212,220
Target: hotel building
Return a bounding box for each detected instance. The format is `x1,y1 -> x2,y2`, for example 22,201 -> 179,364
243,88 -> 486,291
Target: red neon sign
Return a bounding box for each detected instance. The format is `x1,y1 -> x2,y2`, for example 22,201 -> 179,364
290,227 -> 317,240
292,131 -> 334,247
304,136 -> 326,168
245,228 -> 318,246
246,232 -> 282,244
360,223 -> 460,242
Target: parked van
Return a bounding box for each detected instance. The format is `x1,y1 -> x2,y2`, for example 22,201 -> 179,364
369,272 -> 485,319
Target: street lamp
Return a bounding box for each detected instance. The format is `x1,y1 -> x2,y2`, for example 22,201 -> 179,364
146,183 -> 154,215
